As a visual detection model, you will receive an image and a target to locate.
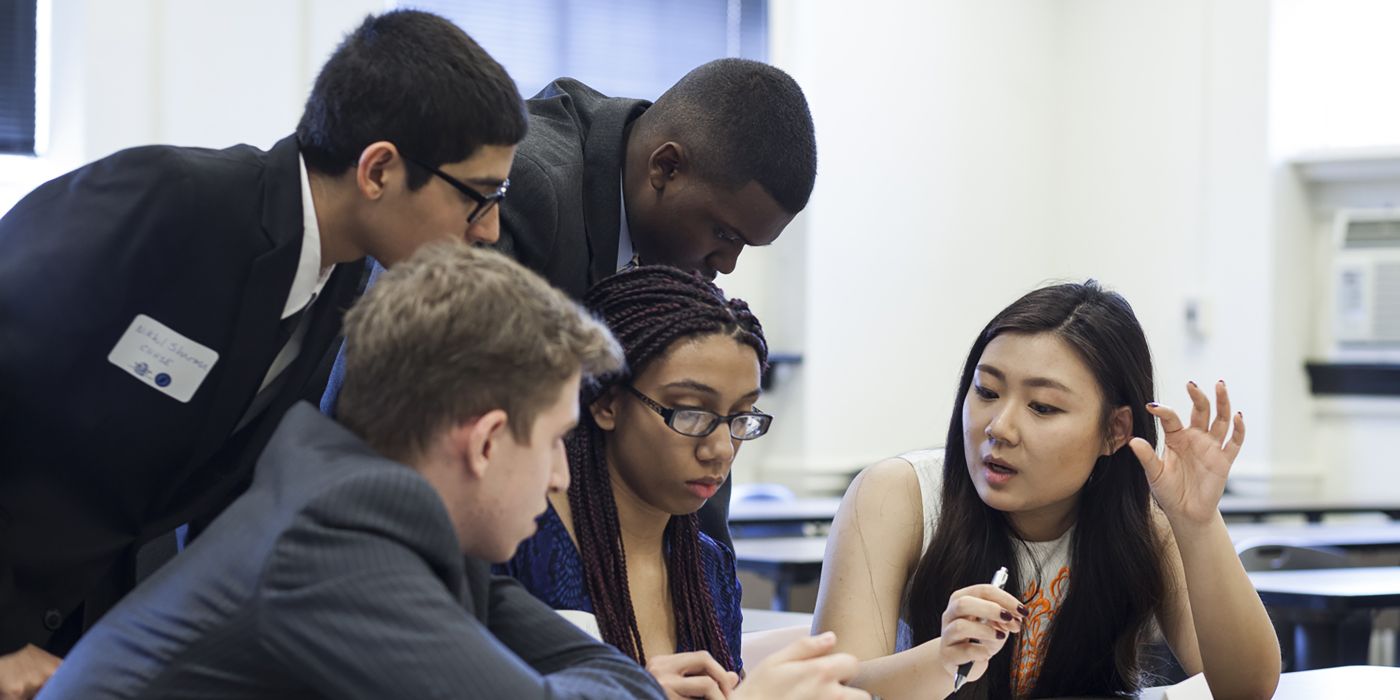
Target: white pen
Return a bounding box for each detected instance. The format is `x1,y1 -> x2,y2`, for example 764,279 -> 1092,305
952,566 -> 1011,692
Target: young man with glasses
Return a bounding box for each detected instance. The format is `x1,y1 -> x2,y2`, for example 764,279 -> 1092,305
0,10 -> 524,694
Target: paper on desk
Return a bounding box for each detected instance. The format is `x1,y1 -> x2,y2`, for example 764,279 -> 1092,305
555,609 -> 602,640
1157,673 -> 1213,700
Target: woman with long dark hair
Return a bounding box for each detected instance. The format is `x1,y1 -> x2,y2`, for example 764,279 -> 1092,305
812,281 -> 1280,699
497,265 -> 773,698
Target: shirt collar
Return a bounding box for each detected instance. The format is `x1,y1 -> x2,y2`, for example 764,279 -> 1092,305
283,153 -> 335,319
616,172 -> 635,272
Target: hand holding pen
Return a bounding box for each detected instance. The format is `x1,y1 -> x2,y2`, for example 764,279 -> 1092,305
938,566 -> 1024,694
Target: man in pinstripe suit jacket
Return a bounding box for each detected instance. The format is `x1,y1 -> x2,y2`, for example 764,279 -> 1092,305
37,244 -> 662,699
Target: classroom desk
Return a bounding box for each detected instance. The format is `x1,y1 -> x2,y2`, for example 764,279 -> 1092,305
1219,495 -> 1400,523
1139,665 -> 1400,699
1229,521 -> 1400,548
740,608 -> 814,634
728,497 -> 843,537
1248,567 -> 1400,670
733,537 -> 828,610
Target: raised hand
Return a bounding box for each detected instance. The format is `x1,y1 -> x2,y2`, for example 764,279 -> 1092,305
1128,380 -> 1245,526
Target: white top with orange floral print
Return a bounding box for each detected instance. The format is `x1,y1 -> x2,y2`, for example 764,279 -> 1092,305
896,448 -> 1074,699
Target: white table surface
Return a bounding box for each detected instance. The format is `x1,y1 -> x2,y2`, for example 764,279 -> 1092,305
1229,522 -> 1400,551
1247,566 -> 1400,599
732,522 -> 1400,566
740,608 -> 814,634
1140,665 -> 1400,700
733,536 -> 828,565
728,497 -> 843,524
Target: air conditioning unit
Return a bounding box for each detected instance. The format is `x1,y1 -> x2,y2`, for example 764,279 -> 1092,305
1331,208 -> 1400,355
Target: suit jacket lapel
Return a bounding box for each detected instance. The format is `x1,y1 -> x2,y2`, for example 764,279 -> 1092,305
580,99 -> 650,287
460,557 -> 492,626
183,136 -> 304,474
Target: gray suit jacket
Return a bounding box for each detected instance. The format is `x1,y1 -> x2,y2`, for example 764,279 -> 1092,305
39,404 -> 663,700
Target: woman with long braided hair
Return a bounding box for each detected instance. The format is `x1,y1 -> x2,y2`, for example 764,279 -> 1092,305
497,264 -> 772,698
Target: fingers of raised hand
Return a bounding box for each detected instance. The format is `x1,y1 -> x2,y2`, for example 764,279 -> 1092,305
1128,437 -> 1163,484
1224,410 -> 1246,461
1210,380 -> 1233,443
1187,381 -> 1211,432
1146,401 -> 1185,435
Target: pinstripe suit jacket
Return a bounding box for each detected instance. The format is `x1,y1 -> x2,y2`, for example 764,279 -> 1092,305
38,403 -> 663,699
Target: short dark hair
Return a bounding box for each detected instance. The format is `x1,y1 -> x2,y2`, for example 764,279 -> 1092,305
295,9 -> 527,189
644,58 -> 817,213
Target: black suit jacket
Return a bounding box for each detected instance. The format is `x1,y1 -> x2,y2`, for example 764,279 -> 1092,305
494,78 -> 650,299
0,136 -> 363,654
39,404 -> 662,699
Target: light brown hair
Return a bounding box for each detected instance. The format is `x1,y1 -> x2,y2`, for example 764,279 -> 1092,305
338,242 -> 623,461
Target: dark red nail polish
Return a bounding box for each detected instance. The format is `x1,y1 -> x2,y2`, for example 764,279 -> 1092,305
996,630 -> 1006,640
968,638 -> 982,645
1017,605 -> 1029,616
1188,381 -> 1197,387
1000,610 -> 1013,621
1147,402 -> 1159,408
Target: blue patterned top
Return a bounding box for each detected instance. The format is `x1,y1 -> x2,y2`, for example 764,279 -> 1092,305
495,502 -> 744,671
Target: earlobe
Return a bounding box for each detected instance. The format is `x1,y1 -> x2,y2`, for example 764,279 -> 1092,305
356,141 -> 399,200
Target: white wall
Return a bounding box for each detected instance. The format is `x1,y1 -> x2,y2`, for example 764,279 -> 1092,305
724,0 -> 1062,488
730,0 -> 1284,492
0,0 -> 385,213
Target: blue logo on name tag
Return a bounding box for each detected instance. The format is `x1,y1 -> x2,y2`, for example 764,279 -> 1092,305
155,373 -> 172,387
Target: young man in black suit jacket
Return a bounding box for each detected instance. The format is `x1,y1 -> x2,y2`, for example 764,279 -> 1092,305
0,9 -> 525,693
324,59 -> 819,551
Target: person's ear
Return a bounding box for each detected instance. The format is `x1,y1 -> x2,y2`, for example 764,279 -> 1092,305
646,142 -> 685,192
1104,405 -> 1133,455
356,141 -> 400,200
589,387 -> 622,432
448,408 -> 511,479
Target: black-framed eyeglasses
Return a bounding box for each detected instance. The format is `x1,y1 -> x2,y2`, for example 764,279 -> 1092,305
624,385 -> 773,440
401,154 -> 509,225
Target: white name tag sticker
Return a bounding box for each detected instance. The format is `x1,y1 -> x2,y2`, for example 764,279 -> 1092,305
106,314 -> 220,403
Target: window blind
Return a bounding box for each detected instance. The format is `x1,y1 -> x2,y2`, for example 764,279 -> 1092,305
400,0 -> 766,101
0,0 -> 37,156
